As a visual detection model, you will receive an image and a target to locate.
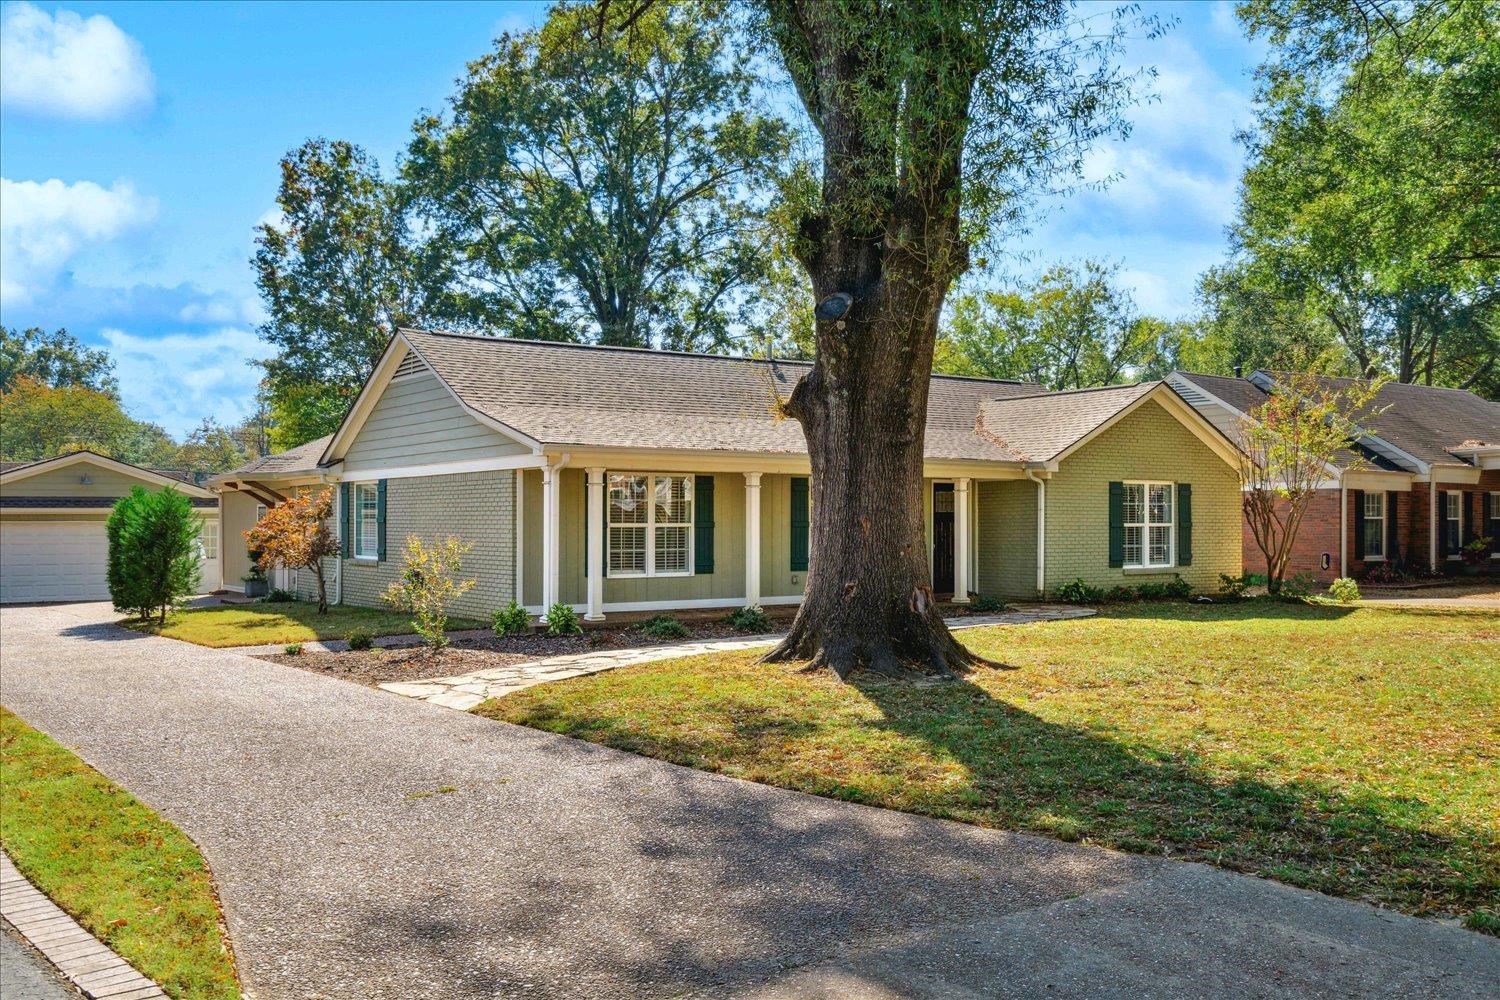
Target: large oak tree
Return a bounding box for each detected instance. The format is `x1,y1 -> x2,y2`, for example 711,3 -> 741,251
751,1 -> 1146,677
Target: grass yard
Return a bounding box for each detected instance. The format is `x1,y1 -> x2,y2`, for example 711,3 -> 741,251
129,600 -> 482,647
480,601 -> 1499,928
1,707 -> 240,999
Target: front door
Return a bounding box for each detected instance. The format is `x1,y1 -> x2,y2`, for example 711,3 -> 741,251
932,482 -> 955,595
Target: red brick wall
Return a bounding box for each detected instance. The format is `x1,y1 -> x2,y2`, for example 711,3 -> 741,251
1241,488 -> 1343,583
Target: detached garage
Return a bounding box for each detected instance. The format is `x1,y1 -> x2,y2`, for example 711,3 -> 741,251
0,452 -> 220,605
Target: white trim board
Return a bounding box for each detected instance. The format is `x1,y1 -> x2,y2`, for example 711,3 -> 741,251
524,594 -> 803,615
339,453 -> 549,482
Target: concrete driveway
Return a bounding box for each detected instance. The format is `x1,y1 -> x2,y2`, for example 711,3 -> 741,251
1,602 -> 1495,999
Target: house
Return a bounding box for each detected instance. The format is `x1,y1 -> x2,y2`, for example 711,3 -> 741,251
211,330 -> 1245,619
1170,371 -> 1500,582
0,451 -> 220,604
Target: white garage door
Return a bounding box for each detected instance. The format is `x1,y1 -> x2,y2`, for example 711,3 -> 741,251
0,521 -> 111,604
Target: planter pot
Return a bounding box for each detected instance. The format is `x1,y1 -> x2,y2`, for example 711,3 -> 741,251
243,578 -> 269,597
1460,563 -> 1482,576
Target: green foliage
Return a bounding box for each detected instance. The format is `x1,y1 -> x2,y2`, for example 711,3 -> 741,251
0,326 -> 118,397
283,643 -> 303,656
404,0 -> 790,351
964,594 -> 1006,613
1276,572 -> 1319,602
106,487 -> 202,623
491,600 -> 533,637
725,604 -> 773,633
381,535 -> 477,648
0,377 -> 177,466
544,602 -> 583,636
638,614 -> 690,640
262,588 -> 296,603
345,629 -> 374,651
175,417 -> 254,474
1055,579 -> 1104,605
1218,573 -> 1252,600
1134,577 -> 1192,601
1327,577 -> 1361,603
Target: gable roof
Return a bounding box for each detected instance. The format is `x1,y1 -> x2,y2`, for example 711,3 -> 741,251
216,435 -> 334,481
0,451 -> 215,497
976,382 -> 1157,462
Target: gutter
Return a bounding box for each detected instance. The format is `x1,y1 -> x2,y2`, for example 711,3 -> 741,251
1024,466 -> 1047,596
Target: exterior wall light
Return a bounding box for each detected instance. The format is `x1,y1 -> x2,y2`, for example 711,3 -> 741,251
814,292 -> 853,321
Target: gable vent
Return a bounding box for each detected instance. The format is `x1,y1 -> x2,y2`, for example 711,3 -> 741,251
392,352 -> 429,380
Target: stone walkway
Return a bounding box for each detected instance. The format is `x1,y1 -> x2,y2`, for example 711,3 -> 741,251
379,607 -> 1097,710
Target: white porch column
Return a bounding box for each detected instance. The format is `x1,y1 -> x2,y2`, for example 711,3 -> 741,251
1339,472 -> 1348,579
541,464 -> 560,609
585,467 -> 605,621
744,472 -> 762,607
953,477 -> 971,603
1429,478 -> 1438,569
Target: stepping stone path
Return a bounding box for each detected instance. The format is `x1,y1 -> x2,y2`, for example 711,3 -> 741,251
380,606 -> 1095,710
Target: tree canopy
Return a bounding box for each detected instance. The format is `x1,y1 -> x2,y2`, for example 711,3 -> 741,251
1,326 -> 119,397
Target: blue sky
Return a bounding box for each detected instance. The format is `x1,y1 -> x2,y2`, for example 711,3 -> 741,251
0,0 -> 1263,438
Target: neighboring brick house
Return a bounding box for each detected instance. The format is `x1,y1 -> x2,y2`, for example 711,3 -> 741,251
1171,371 -> 1500,583
209,330 -> 1246,618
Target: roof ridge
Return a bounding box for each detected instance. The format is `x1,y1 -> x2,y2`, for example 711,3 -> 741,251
983,380 -> 1159,403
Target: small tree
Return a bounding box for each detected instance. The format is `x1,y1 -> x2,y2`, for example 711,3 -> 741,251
1237,371 -> 1383,594
244,488 -> 339,613
382,535 -> 476,648
106,486 -> 202,623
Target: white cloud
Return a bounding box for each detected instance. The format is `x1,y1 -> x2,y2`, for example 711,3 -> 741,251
1,3 -> 154,119
0,177 -> 158,304
101,327 -> 273,437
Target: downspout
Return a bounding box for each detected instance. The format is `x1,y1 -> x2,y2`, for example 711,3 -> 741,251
1024,467 -> 1046,597
1339,470 -> 1347,579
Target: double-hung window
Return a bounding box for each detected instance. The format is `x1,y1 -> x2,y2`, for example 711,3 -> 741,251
1444,492 -> 1462,557
1491,493 -> 1500,557
353,482 -> 380,559
199,519 -> 219,559
1362,492 -> 1385,560
1123,482 -> 1174,569
608,473 -> 693,577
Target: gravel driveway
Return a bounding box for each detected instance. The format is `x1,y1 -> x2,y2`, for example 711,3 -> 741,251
1,602 -> 1495,999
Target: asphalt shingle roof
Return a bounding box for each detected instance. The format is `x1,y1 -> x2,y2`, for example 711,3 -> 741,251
219,435 -> 334,480
976,383 -> 1159,463
1174,372 -> 1269,415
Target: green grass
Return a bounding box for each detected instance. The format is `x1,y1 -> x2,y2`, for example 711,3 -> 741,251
128,601 -> 482,647
1,708 -> 240,998
480,601 -> 1499,926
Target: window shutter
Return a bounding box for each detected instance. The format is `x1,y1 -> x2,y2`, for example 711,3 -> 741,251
1175,483 -> 1193,566
376,479 -> 388,562
1107,481 -> 1125,568
1437,491 -> 1449,559
340,482 -> 352,560
694,475 -> 715,574
1463,491 -> 1474,541
1386,491 -> 1399,561
1352,489 -> 1365,561
1486,491 -> 1497,536
790,476 -> 810,572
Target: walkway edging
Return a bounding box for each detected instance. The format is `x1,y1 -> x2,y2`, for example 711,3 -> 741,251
1,852 -> 166,999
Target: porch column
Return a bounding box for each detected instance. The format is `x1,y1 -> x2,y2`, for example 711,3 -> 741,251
1339,472 -> 1348,578
1429,478 -> 1438,569
744,472 -> 762,607
541,464 -> 560,609
953,477 -> 971,603
585,468 -> 605,621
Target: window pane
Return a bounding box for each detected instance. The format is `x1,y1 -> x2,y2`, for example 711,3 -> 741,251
1148,484 -> 1172,525
1364,520 -> 1383,557
610,475 -> 647,523
1122,484 -> 1144,524
1363,493 -> 1383,518
1149,525 -> 1171,565
1446,493 -> 1460,518
655,525 -> 689,573
1124,526 -> 1143,566
654,475 -> 691,524
609,526 -> 646,573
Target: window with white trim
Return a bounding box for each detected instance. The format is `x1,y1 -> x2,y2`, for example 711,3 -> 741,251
608,473 -> 693,577
1444,491 -> 1462,556
255,503 -> 267,522
1123,481 -> 1174,568
354,482 -> 379,559
1362,492 -> 1385,560
1491,493 -> 1500,557
199,519 -> 219,559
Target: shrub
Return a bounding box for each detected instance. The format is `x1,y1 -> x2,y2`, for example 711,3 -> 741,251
544,602 -> 582,635
1104,585 -> 1136,604
1361,561 -> 1408,585
1055,579 -> 1103,604
1461,536 -> 1493,565
244,488 -> 339,613
284,643 -> 302,656
106,486 -> 202,623
1244,572 -> 1268,586
639,614 -> 690,640
1163,575 -> 1192,599
491,600 -> 532,637
1327,577 -> 1361,603
345,629 -> 374,651
1276,572 -> 1318,601
1218,573 -> 1250,600
965,594 -> 1006,613
381,535 -> 477,648
263,587 -> 296,603
726,604 -> 772,632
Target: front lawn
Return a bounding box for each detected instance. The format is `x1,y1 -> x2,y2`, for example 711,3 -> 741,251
1,707 -> 240,999
480,602 -> 1499,927
130,601 -> 482,647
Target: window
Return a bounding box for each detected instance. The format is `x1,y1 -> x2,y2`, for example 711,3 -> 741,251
1123,482 -> 1174,568
1362,492 -> 1385,560
608,473 -> 693,577
255,503 -> 267,522
1492,493 -> 1500,558
199,519 -> 219,559
354,482 -> 379,559
1444,492 -> 1462,557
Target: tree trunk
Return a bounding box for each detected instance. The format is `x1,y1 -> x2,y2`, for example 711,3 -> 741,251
313,562 -> 328,614
764,226 -> 976,679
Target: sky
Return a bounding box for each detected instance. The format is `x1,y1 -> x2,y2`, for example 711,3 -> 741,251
0,0 -> 1265,438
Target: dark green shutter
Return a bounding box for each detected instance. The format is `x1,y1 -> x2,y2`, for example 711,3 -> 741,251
1486,491 -> 1497,537
1176,483 -> 1193,567
790,476 -> 810,572
1386,491 -> 1399,561
1437,491 -> 1449,559
1107,482 -> 1125,568
340,482 -> 352,559
376,479 -> 388,561
1352,489 -> 1365,561
1463,491 -> 1474,541
694,475 -> 715,574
